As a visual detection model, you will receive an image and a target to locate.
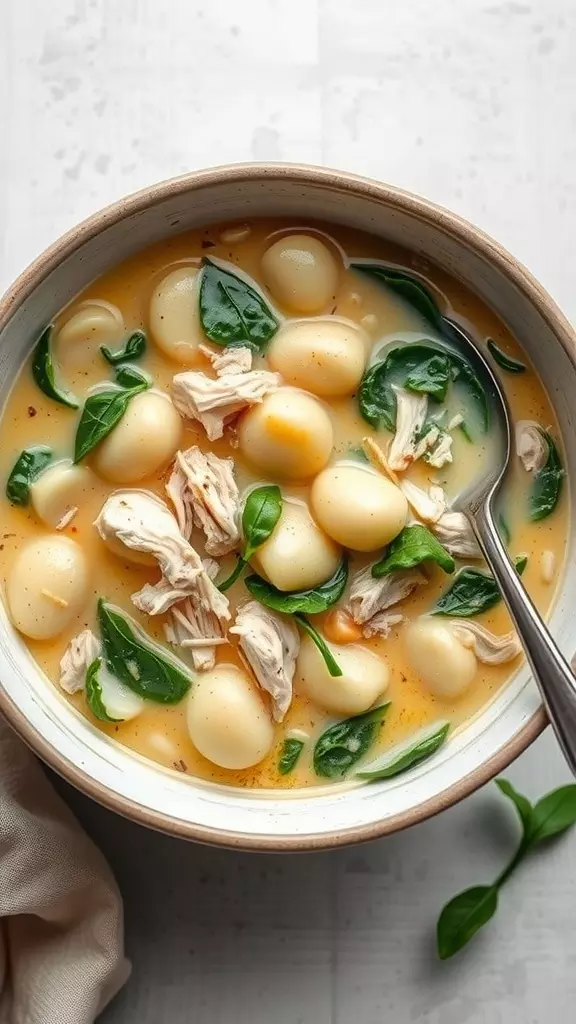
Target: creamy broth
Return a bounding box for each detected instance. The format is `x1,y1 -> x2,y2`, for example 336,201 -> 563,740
0,219 -> 567,790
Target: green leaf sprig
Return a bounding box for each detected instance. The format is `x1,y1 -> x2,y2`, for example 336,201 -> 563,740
357,721 -> 450,781
433,556 -> 527,617
199,258 -> 279,351
437,778 -> 576,959
85,658 -> 121,723
351,264 -> 443,330
529,430 -> 564,522
218,485 -> 282,592
372,524 -> 455,578
101,329 -> 147,365
73,365 -> 149,462
32,324 -> 79,409
487,339 -> 526,374
314,704 -> 390,779
278,738 -> 305,775
6,445 -> 53,506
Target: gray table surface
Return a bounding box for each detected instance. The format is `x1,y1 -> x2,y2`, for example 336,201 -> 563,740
2,1 -> 576,1020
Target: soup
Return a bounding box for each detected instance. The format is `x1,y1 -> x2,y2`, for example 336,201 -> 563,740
0,221 -> 567,790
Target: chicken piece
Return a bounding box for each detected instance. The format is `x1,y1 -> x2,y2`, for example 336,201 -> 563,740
388,387 -> 428,471
361,611 -> 404,639
412,425 -> 441,462
199,344 -> 253,375
230,601 -> 300,722
59,629 -> 101,694
425,431 -> 454,469
165,447 -> 240,555
451,621 -> 522,665
515,420 -> 548,473
346,564 -> 427,626
162,559 -> 228,672
399,480 -> 448,523
171,364 -> 281,442
432,511 -> 482,559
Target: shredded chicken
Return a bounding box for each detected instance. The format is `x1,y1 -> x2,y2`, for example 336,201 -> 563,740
426,432 -> 454,469
412,425 -> 441,462
166,447 -> 240,555
515,420 -> 548,474
171,363 -> 281,441
399,480 -> 447,523
388,387 -> 428,471
361,611 -> 404,639
162,558 -> 229,672
59,629 -> 101,694
451,621 -> 522,665
199,343 -> 253,375
433,511 -> 482,559
230,602 -> 300,722
346,564 -> 427,626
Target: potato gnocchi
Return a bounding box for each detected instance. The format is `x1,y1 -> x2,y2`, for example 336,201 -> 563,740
0,221 -> 567,790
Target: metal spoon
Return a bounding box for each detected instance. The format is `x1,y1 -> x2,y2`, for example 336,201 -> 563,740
444,319 -> 576,775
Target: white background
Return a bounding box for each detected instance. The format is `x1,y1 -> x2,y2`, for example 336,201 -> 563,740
2,1 -> 576,1021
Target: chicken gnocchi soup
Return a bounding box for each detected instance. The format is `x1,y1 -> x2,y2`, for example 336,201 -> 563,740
0,221 -> 567,789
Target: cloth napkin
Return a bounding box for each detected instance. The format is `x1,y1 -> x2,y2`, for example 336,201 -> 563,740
0,715 -> 130,1023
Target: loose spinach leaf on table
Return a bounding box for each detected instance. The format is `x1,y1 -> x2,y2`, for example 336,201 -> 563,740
32,324 -> 79,409
97,600 -> 192,704
101,329 -> 147,365
433,556 -> 527,617
313,703 -> 390,779
199,258 -> 279,351
278,738 -> 305,776
487,338 -> 526,374
245,560 -> 348,615
85,657 -> 121,723
6,445 -> 53,506
437,779 -> 576,959
529,430 -> 564,522
372,524 -> 455,578
218,485 -> 283,592
357,721 -> 450,780
73,366 -> 149,462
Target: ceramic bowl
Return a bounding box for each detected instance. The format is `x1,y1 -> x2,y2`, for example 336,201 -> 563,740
0,164 -> 574,850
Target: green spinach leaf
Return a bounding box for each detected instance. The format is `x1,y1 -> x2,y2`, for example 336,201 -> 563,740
85,658 -> 121,723
497,513 -> 511,545
404,352 -> 451,402
529,430 -> 564,522
433,557 -> 526,617
372,524 -> 455,577
245,560 -> 348,615
278,738 -> 304,775
97,600 -> 192,704
294,614 -> 342,677
199,258 -> 279,351
6,445 -> 53,506
314,704 -> 390,779
487,339 -> 526,374
357,721 -> 450,780
528,785 -> 576,843
101,330 -> 147,365
218,484 -> 283,592
351,263 -> 443,329
437,886 -> 499,960
74,369 -> 149,462
32,324 -> 79,409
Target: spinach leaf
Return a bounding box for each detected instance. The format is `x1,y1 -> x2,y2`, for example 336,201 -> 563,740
448,352 -> 490,432
497,513 -> 511,546
372,524 -> 455,577
85,658 -> 121,723
218,484 -> 283,592
6,445 -> 53,506
437,778 -> 576,959
32,324 -> 79,409
278,738 -> 304,775
113,364 -> 150,389
404,352 -> 451,402
433,557 -> 526,617
459,420 -> 473,443
357,721 -> 450,780
294,614 -> 342,677
351,263 -> 443,329
73,368 -> 149,462
313,704 -> 390,779
487,339 -> 526,374
199,258 -> 279,351
101,330 -> 147,365
245,561 -> 348,615
97,600 -> 192,703
529,430 -> 564,522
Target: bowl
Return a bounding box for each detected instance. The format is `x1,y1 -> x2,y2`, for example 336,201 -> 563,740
0,163 -> 574,851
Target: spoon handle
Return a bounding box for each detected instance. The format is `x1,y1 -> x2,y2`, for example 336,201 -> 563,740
472,500 -> 576,776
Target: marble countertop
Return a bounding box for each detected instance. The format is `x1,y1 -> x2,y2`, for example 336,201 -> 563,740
2,1 -> 576,1020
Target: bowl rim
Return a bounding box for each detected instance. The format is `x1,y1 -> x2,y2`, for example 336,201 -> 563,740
1,160 -> 570,851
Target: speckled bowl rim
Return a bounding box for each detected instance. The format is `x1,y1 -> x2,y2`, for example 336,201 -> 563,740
1,161 -> 570,851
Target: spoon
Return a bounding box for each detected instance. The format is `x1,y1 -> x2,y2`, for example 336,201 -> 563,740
445,319 -> 576,775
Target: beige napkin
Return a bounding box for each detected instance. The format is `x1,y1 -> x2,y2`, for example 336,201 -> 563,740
0,716 -> 130,1023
